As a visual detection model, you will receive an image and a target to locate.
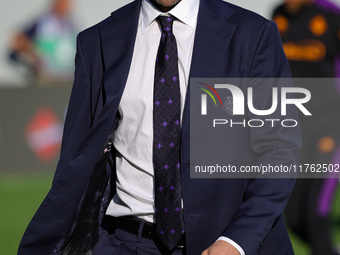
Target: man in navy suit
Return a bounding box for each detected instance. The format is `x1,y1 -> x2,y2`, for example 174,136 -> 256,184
18,0 -> 301,254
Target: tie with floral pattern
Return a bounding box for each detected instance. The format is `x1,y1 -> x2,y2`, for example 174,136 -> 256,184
153,15 -> 184,250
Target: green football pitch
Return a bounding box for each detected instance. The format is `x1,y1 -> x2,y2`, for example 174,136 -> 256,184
1,173 -> 339,255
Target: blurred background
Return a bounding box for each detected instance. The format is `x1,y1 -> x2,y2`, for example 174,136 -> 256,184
1,0 -> 340,254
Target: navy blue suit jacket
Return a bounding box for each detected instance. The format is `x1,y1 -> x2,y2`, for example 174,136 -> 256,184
19,0 -> 301,254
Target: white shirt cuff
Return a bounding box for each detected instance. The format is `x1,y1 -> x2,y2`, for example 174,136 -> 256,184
217,236 -> 246,255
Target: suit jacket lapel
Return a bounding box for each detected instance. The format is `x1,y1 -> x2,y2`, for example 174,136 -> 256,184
98,0 -> 141,129
189,0 -> 236,78
182,0 -> 237,140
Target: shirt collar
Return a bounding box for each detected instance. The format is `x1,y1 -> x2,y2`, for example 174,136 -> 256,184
141,0 -> 200,32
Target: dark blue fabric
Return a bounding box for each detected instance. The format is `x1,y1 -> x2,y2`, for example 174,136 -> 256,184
93,228 -> 185,255
153,15 -> 184,250
18,0 -> 300,254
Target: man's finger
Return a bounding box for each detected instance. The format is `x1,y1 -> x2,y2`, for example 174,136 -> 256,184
201,249 -> 208,255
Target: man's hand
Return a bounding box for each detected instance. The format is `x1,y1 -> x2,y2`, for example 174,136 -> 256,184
201,240 -> 241,255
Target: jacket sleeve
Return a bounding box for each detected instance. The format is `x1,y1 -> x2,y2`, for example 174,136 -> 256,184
221,21 -> 301,254
18,32 -> 95,255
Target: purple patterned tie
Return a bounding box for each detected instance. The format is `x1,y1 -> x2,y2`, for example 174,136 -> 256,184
153,15 -> 184,250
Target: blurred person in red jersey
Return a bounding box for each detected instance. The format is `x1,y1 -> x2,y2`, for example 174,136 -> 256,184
272,0 -> 340,254
9,0 -> 76,86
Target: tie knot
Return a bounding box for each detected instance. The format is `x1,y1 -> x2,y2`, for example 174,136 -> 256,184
157,15 -> 175,33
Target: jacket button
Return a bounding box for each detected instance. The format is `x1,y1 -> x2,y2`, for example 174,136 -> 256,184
257,241 -> 264,253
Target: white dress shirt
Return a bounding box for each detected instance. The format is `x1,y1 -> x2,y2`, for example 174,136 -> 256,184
105,0 -> 245,254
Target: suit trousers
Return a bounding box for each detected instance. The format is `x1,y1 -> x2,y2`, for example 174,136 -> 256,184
93,228 -> 186,255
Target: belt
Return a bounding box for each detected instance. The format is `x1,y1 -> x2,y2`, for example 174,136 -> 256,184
102,216 -> 185,248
